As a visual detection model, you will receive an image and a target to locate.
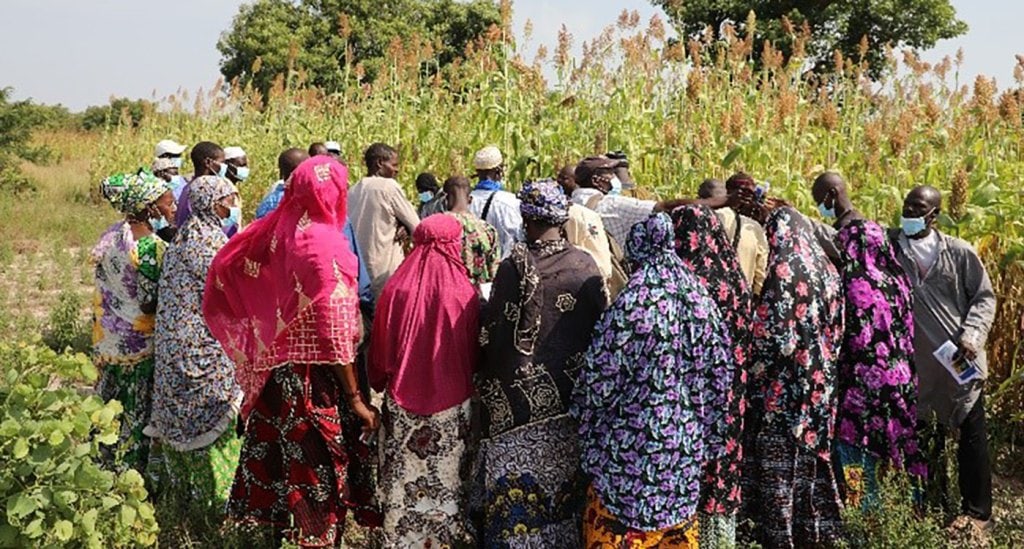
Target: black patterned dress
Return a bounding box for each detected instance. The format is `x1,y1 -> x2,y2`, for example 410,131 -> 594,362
476,239 -> 606,548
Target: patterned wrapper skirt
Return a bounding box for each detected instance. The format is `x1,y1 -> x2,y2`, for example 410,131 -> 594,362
698,513 -> 736,548
479,415 -> 585,548
378,395 -> 474,547
227,364 -> 381,547
739,424 -> 843,548
97,356 -> 155,472
163,427 -> 243,510
583,485 -> 699,548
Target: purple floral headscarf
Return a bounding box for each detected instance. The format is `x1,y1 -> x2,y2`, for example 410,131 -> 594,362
572,213 -> 732,530
517,179 -> 569,226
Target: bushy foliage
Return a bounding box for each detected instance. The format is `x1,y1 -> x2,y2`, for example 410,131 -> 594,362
81,98 -> 154,131
653,0 -> 968,78
44,289 -> 90,354
217,0 -> 501,97
0,343 -> 158,547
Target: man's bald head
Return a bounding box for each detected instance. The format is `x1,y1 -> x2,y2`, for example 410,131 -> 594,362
906,185 -> 942,210
278,148 -> 309,181
812,172 -> 846,204
698,178 -> 726,199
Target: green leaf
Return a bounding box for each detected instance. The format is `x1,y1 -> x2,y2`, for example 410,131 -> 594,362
11,438 -> 28,459
722,145 -> 743,168
53,519 -> 73,541
22,518 -> 43,539
119,505 -> 137,527
6,493 -> 36,518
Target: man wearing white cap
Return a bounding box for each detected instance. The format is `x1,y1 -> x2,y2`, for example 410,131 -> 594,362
469,145 -> 522,259
325,141 -> 342,161
223,146 -> 250,185
154,140 -> 187,167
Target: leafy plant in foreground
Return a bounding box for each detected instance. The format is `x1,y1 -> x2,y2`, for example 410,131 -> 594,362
0,342 -> 158,547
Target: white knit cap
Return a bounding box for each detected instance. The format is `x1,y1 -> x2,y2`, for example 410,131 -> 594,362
224,146 -> 247,160
473,145 -> 503,171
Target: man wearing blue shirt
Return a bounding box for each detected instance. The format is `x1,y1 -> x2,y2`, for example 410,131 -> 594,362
256,148 -> 374,316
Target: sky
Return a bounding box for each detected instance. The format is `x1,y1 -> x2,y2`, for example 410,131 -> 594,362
1,0 -> 1020,111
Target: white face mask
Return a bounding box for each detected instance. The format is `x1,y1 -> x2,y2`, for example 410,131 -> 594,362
608,176 -> 623,196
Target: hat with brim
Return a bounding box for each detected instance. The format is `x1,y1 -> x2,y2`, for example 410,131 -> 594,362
574,156 -> 620,185
155,139 -> 186,157
325,141 -> 341,153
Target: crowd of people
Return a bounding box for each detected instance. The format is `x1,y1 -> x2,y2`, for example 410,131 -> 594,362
90,137 -> 997,548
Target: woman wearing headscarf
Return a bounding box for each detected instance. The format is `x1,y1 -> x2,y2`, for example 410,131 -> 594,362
203,158 -> 381,546
670,204 -> 753,546
368,214 -> 479,547
572,213 -> 731,547
476,180 -> 606,547
92,171 -> 174,472
834,219 -> 927,507
740,207 -> 845,548
148,175 -> 244,510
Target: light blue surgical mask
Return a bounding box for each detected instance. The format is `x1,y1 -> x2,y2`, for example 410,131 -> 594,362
214,162 -> 229,179
234,166 -> 250,181
149,214 -> 169,232
901,216 -> 928,237
222,206 -> 242,229
418,191 -> 434,203
817,201 -> 836,219
608,176 -> 623,196
171,157 -> 183,169
168,175 -> 185,188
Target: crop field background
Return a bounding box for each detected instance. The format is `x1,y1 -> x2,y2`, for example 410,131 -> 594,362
2,10 -> 1023,548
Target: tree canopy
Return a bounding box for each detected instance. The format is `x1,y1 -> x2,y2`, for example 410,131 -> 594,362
653,0 -> 968,77
217,0 -> 501,97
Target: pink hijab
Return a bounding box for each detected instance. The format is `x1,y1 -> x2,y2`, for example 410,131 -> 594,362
204,157 -> 361,418
368,214 -> 479,415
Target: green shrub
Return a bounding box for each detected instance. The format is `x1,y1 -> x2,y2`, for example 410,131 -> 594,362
839,473 -> 946,548
0,342 -> 158,547
44,289 -> 90,354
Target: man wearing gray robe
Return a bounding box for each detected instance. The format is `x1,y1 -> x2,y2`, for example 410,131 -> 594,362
890,185 -> 997,527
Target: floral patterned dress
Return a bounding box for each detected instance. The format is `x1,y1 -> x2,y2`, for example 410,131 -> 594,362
572,213 -> 731,544
92,222 -> 166,472
477,238 -> 606,548
447,210 -> 500,287
671,204 -> 753,544
740,207 -> 845,548
834,219 -> 927,507
149,176 -> 244,508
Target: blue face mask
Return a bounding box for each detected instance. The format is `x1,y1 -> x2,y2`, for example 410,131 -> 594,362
149,214 -> 169,232
901,216 -> 929,237
817,201 -> 836,219
418,191 -> 434,203
213,161 -> 228,179
222,206 -> 242,229
234,166 -> 250,181
171,157 -> 183,169
608,176 -> 623,196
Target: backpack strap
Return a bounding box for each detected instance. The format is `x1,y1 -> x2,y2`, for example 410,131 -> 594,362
732,216 -> 743,250
585,192 -> 604,211
481,191 -> 498,223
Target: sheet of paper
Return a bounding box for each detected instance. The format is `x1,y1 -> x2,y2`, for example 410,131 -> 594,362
478,283 -> 493,301
933,340 -> 982,386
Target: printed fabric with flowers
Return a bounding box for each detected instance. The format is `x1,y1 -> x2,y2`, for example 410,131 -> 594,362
572,213 -> 732,531
749,208 -> 844,461
92,221 -> 165,366
671,205 -> 753,516
836,219 -> 927,477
